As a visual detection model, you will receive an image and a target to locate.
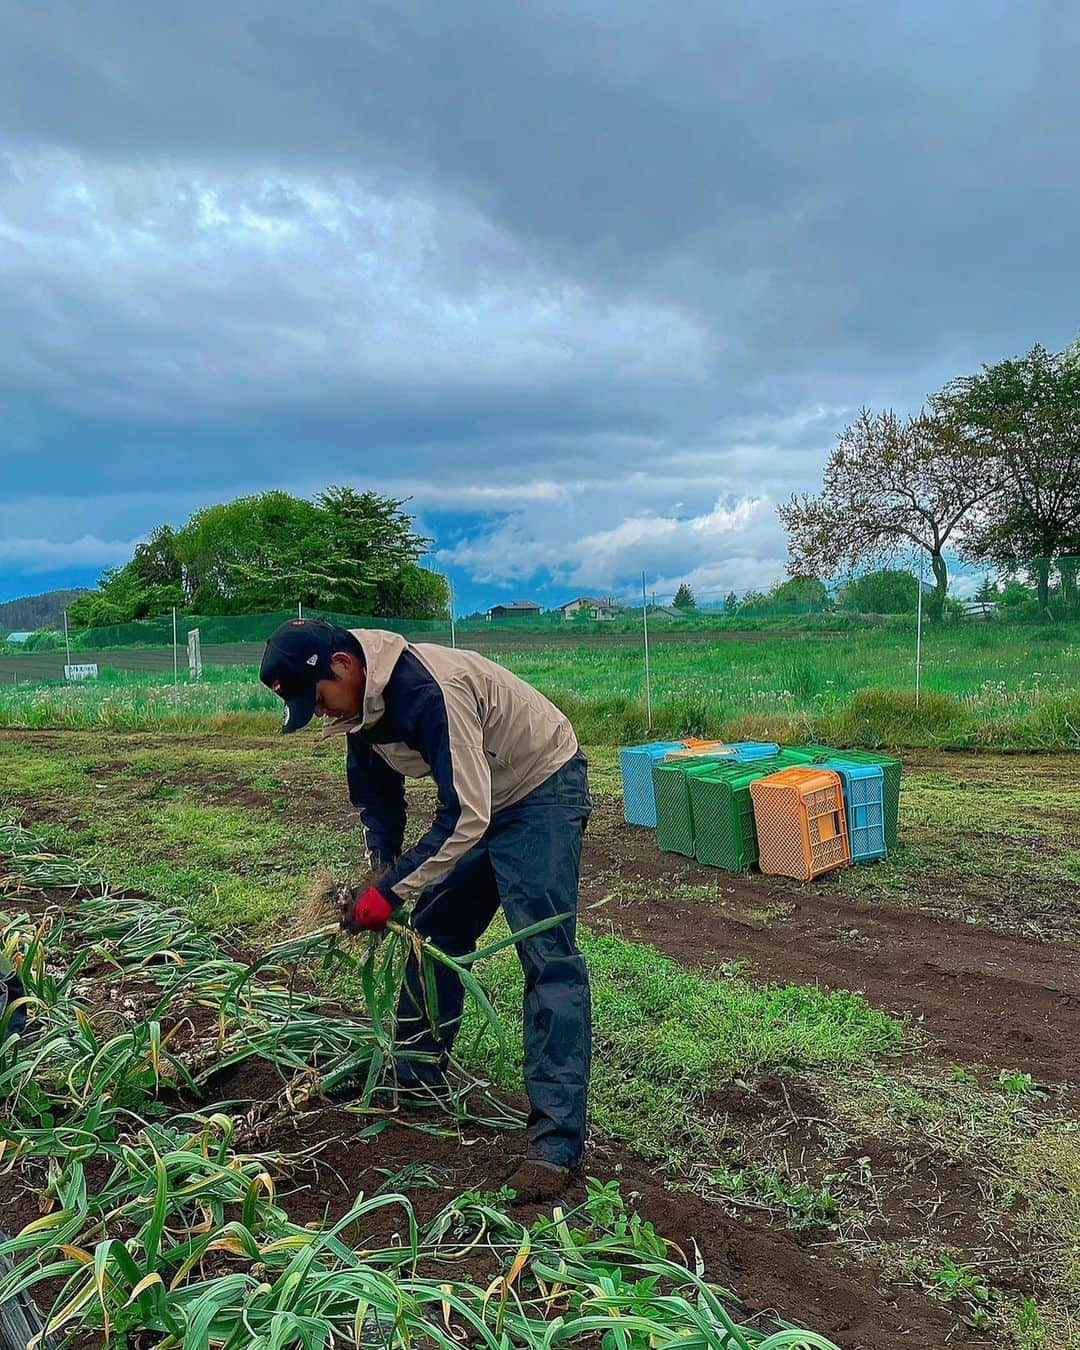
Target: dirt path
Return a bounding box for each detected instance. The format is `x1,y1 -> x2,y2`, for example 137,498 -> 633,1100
7,728 -> 1077,1089
582,806 -> 1080,1091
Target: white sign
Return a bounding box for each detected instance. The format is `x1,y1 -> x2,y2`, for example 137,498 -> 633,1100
65,663 -> 99,681
187,628 -> 203,679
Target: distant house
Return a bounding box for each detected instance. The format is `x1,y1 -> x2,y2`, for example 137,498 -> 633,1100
487,601 -> 542,621
558,597 -> 621,621
4,631 -> 33,643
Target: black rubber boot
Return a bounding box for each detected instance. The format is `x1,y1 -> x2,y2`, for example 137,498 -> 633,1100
504,1157 -> 574,1205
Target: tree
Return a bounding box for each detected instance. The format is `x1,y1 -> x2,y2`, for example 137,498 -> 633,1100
672,583 -> 696,611
215,486 -> 434,615
935,344 -> 1080,619
722,591 -> 739,614
372,563 -> 449,619
778,409 -> 995,620
68,525 -> 185,628
769,575 -> 828,611
173,493 -> 328,613
974,574 -> 998,606
70,487 -> 440,625
839,568 -> 919,614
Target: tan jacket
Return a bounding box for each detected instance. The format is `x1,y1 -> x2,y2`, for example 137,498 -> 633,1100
321,629 -> 578,903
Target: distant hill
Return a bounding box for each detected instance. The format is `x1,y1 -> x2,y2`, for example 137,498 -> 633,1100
0,588 -> 89,632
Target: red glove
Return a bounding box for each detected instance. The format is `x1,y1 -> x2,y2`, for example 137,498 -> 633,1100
343,885 -> 394,934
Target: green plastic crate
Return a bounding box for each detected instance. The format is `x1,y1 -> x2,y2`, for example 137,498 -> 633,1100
689,752 -> 813,870
795,745 -> 902,850
652,757 -> 733,855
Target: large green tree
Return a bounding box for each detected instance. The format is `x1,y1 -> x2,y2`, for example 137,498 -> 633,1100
68,525 -> 184,627
70,487 -> 444,626
935,344 -> 1080,619
778,409 -> 995,620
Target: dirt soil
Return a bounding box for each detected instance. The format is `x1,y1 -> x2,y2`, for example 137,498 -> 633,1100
4,731 -> 1078,1347
581,803 -> 1080,1095
0,1046 -> 970,1350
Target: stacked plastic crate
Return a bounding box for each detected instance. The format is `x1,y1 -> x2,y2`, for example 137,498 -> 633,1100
820,760 -> 887,862
688,750 -> 817,870
797,744 -> 902,850
652,742 -> 783,858
619,741 -> 690,827
750,766 -> 851,880
619,737 -> 900,879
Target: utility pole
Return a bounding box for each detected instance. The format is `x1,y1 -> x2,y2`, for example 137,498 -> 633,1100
448,575 -> 457,649
915,558 -> 924,709
172,608 -> 179,691
641,570 -> 653,730
63,611 -> 71,667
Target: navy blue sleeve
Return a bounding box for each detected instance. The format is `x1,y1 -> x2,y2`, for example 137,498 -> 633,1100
375,678 -> 491,904
345,735 -> 406,867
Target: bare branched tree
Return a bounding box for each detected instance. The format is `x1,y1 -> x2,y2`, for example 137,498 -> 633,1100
777,409 -> 996,619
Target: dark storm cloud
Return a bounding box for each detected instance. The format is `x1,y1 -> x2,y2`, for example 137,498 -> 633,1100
2,0 -> 1078,600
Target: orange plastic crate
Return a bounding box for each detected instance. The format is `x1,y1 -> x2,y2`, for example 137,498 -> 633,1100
662,742 -> 735,762
749,767 -> 851,880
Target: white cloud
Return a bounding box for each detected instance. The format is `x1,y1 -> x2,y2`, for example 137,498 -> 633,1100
436,493 -> 781,598
0,534 -> 141,573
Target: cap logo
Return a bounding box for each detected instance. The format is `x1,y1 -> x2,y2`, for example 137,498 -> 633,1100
306,653 -> 318,666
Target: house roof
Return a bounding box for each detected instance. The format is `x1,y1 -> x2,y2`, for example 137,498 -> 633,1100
4,631 -> 33,642
489,600 -> 541,611
558,596 -> 604,609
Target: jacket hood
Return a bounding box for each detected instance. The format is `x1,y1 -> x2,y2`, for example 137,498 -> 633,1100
320,628 -> 409,737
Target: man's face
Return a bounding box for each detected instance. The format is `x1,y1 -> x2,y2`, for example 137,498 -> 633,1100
314,650 -> 366,720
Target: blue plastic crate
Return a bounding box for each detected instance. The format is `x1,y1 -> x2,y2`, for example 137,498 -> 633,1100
619,742 -> 686,826
822,760 -> 887,862
726,741 -> 781,762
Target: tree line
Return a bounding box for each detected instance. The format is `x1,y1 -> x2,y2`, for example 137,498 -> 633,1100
779,342 -> 1080,620
68,487 -> 448,629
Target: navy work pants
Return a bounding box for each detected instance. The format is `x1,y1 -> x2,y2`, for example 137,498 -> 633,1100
396,751 -> 592,1167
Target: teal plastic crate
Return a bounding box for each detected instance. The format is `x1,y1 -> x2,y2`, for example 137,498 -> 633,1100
797,745 -> 902,850
619,742 -> 686,826
822,760 -> 887,862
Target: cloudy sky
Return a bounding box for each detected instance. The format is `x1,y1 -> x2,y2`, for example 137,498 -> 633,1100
2,1 -> 1078,611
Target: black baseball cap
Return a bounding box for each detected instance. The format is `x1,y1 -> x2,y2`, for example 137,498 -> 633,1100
259,619 -> 355,733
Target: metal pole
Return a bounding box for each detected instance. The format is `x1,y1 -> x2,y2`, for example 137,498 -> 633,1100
172,608 -> 179,691
298,601 -> 303,619
448,576 -> 457,649
63,611 -> 71,667
641,570 -> 653,730
915,557 -> 924,709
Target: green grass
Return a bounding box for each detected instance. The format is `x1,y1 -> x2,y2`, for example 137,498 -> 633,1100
26,782 -> 354,927
2,616 -> 1079,747
458,928 -> 901,1168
